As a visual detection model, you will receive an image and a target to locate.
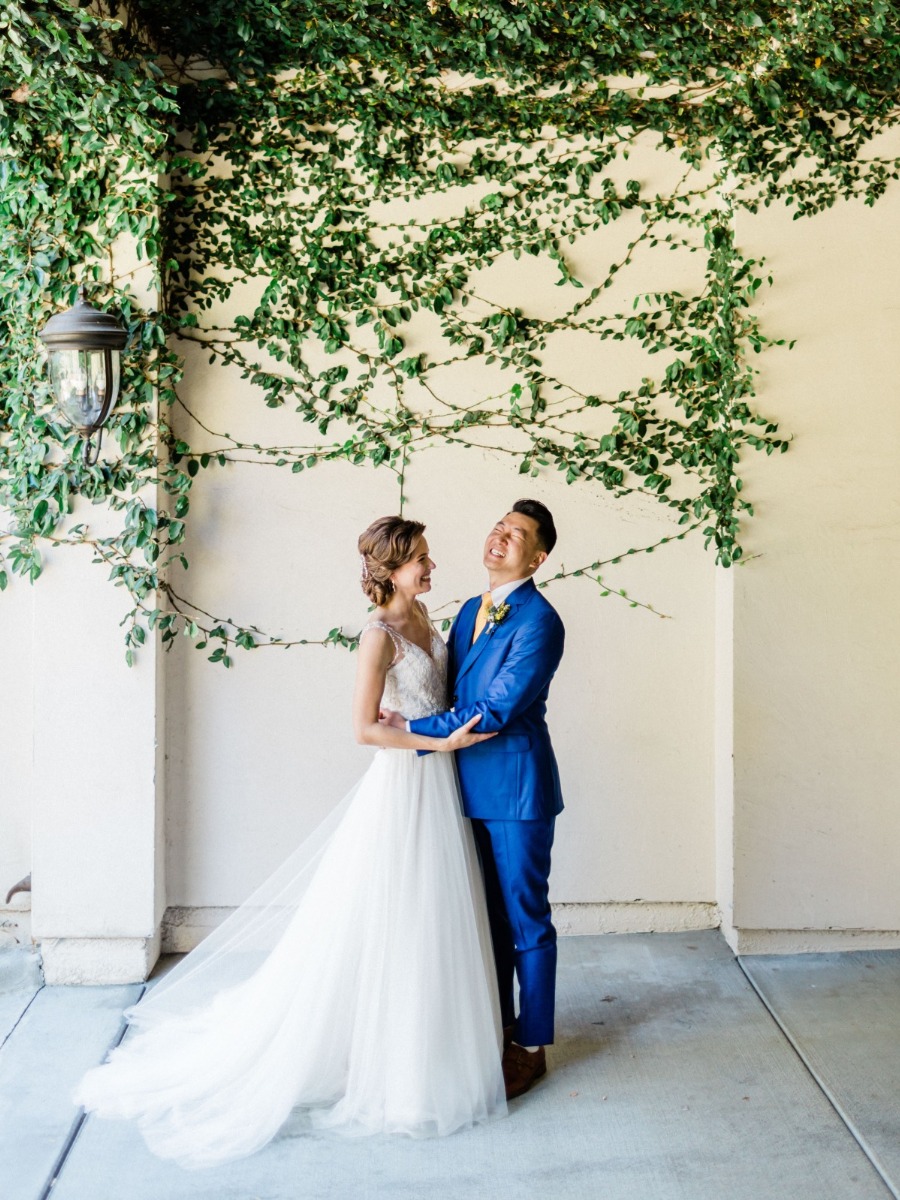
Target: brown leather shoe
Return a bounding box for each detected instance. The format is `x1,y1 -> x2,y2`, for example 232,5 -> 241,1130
502,1043 -> 546,1100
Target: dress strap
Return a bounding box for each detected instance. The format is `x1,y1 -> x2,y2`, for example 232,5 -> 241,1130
415,600 -> 439,647
360,621 -> 404,667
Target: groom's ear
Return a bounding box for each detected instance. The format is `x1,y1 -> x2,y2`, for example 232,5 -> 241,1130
529,549 -> 548,572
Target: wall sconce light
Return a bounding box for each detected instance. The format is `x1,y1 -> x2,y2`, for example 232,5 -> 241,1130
38,287 -> 128,465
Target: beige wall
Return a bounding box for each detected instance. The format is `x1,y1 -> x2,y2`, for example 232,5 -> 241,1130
0,238 -> 166,981
163,373 -> 719,923
4,140 -> 900,977
163,138 -> 719,933
724,179 -> 900,950
0,577 -> 34,946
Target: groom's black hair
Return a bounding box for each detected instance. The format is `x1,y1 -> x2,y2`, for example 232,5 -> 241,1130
512,498 -> 557,555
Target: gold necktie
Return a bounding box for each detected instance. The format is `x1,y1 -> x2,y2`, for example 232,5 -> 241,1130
472,591 -> 493,643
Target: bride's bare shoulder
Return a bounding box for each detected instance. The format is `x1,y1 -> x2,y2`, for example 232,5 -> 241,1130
359,620 -> 403,664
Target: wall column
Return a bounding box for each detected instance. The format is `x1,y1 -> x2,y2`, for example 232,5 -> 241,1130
723,180 -> 900,953
30,532 -> 165,983
30,240 -> 165,984
714,564 -> 736,950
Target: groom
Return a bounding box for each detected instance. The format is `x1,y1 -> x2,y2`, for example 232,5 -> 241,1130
392,498 -> 565,1100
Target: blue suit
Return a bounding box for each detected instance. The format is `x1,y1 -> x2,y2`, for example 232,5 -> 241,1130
410,578 -> 565,1045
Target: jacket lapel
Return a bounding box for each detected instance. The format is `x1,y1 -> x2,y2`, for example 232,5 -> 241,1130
455,578 -> 537,686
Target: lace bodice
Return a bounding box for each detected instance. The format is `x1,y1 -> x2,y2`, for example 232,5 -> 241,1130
360,617 -> 448,720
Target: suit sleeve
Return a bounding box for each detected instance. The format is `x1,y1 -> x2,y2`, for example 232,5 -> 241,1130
409,610 -> 564,741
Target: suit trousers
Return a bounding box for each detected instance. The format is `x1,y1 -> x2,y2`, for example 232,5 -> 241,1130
472,816 -> 557,1047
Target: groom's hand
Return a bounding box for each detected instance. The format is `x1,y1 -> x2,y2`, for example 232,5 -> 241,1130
378,708 -> 406,730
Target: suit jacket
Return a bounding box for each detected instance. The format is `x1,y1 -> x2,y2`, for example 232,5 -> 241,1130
409,578 -> 565,821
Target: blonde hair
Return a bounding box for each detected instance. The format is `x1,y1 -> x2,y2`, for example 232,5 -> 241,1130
358,516 -> 426,606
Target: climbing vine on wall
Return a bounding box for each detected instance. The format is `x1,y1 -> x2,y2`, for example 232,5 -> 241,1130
1,1 -> 899,663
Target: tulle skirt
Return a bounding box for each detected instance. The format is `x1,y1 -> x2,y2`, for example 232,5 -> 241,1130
75,750 -> 506,1168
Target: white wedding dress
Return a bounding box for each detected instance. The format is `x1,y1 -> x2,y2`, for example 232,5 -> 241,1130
75,620 -> 506,1168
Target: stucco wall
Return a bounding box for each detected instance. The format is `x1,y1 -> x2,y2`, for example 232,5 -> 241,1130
725,177 -> 900,949
160,136 -> 720,932
162,444 -> 718,913
4,137 -> 900,974
0,239 -> 166,981
0,576 -> 34,945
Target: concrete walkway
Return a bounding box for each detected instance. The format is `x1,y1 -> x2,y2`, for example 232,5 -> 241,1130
2,931 -> 898,1200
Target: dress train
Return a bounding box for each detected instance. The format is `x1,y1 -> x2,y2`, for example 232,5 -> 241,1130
76,733 -> 506,1166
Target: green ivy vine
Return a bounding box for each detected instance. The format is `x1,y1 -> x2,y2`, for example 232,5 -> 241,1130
2,1 -> 898,664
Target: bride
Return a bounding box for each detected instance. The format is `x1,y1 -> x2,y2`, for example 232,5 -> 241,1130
75,515 -> 507,1168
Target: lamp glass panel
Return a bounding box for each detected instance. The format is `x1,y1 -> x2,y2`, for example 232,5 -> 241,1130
48,348 -> 120,431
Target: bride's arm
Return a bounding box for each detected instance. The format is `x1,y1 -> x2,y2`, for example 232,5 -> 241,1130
353,628 -> 491,751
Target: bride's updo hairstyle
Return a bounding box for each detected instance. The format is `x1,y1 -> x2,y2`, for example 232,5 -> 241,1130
358,516 -> 426,606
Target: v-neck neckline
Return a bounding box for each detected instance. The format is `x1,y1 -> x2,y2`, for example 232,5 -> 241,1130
391,625 -> 436,663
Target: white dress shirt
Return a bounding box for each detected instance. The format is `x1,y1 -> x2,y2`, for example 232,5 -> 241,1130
488,577 -> 529,608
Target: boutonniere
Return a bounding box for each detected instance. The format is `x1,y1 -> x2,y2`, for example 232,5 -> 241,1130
485,602 -> 511,635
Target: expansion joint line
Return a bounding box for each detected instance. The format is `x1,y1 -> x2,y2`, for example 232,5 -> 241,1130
736,957 -> 899,1200
0,980 -> 43,1053
37,984 -> 148,1200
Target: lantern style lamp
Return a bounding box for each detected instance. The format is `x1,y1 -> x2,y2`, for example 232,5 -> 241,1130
38,287 -> 128,465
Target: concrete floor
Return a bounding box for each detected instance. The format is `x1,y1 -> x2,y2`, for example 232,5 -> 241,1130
2,931 -> 899,1200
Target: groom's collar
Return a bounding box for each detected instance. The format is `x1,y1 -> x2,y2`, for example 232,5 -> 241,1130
489,577 -> 531,606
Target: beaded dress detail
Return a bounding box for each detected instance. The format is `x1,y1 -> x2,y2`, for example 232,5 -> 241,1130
75,612 -> 505,1167
361,617 -> 448,721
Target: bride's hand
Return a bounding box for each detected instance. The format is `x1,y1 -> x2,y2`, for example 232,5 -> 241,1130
445,715 -> 497,751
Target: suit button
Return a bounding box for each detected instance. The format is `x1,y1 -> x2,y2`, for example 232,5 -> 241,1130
452,695 -> 457,705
